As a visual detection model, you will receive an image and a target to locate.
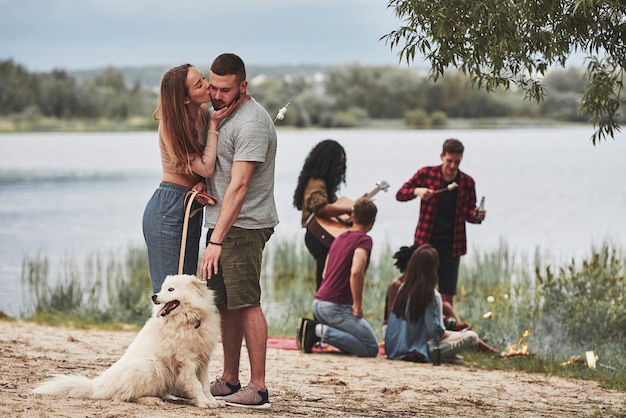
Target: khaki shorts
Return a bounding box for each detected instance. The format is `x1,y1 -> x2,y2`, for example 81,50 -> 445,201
206,227 -> 274,310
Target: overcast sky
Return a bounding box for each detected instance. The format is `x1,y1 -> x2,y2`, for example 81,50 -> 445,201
0,0 -> 415,72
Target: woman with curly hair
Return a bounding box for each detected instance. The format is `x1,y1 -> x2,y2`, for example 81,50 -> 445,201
293,139 -> 352,290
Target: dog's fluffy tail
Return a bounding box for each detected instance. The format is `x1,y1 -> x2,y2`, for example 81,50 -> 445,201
33,374 -> 95,398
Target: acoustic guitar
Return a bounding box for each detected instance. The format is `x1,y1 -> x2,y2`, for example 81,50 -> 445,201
306,180 -> 390,248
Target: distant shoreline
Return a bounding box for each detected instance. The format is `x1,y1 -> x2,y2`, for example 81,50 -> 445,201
0,117 -> 582,134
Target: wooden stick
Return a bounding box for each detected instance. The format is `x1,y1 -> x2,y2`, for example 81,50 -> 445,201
435,182 -> 458,194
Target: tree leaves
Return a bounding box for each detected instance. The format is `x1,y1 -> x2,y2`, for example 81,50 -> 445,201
383,0 -> 625,144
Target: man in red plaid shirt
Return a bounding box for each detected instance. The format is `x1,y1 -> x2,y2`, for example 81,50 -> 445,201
396,139 -> 485,309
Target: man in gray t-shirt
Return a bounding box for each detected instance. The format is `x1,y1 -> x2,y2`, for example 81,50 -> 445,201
204,97 -> 278,229
199,53 -> 278,410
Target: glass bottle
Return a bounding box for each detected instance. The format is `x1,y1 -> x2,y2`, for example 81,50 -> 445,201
432,336 -> 442,366
474,196 -> 485,224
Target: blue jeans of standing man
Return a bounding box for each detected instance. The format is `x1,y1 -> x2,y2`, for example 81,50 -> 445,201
312,299 -> 379,357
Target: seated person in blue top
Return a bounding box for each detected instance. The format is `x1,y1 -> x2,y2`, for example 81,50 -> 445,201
383,243 -> 471,339
385,244 -> 498,363
297,197 -> 379,358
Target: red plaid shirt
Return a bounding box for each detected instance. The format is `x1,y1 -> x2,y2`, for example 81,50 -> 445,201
396,165 -> 478,257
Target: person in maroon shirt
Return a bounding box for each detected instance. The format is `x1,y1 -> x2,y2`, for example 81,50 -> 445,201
297,198 -> 379,357
395,138 -> 485,310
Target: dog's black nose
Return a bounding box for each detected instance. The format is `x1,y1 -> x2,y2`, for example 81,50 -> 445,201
151,294 -> 158,303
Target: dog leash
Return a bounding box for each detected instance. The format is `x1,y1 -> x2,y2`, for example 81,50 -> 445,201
178,190 -> 202,275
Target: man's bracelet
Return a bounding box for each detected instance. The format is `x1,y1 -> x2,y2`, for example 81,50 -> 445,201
208,241 -> 223,246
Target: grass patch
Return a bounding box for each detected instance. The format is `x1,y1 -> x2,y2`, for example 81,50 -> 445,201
9,237 -> 625,389
0,116 -> 157,132
20,247 -> 152,327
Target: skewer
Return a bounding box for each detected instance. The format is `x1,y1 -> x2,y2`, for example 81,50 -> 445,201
434,182 -> 458,194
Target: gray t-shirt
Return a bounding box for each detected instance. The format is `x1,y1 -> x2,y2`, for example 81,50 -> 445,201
204,97 -> 279,229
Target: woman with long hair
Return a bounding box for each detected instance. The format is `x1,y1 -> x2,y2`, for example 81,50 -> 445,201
384,244 -> 498,363
293,139 -> 352,290
143,64 -> 239,293
383,243 -> 470,337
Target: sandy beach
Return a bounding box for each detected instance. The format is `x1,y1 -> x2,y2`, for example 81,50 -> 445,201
1,320 -> 624,417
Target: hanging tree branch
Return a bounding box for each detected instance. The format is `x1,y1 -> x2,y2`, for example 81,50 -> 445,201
382,0 -> 625,144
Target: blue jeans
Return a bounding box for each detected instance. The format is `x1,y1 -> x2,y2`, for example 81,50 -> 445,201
313,299 -> 379,357
142,182 -> 202,293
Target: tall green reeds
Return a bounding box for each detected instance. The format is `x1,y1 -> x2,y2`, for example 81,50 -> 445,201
21,248 -> 152,326
17,238 -> 625,387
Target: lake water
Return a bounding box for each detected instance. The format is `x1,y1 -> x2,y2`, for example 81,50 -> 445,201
1,127 -> 624,317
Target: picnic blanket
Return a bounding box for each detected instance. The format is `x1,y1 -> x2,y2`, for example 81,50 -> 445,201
266,337 -> 386,356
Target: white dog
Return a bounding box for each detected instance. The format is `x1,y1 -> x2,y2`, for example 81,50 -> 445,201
33,274 -> 223,408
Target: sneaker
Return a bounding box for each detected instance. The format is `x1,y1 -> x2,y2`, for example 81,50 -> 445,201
210,376 -> 241,397
301,318 -> 320,353
443,354 -> 464,364
222,384 -> 271,409
296,317 -> 312,351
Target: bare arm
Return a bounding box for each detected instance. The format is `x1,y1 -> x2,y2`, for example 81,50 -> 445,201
190,101 -> 241,179
189,130 -> 218,179
350,248 -> 369,318
384,278 -> 402,323
317,202 -> 353,218
199,160 -> 256,279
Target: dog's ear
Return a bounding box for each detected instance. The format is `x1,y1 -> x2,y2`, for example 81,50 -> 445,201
183,274 -> 202,282
189,277 -> 206,291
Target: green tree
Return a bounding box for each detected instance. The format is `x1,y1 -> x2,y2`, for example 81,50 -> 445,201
383,0 -> 625,144
430,110 -> 448,127
404,108 -> 430,128
540,68 -> 587,121
324,64 -> 425,119
543,68 -> 586,94
0,60 -> 34,113
36,70 -> 80,118
92,67 -> 127,92
250,75 -> 308,124
127,79 -> 157,117
79,68 -> 131,119
290,89 -> 336,127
